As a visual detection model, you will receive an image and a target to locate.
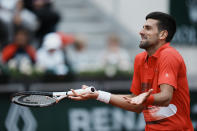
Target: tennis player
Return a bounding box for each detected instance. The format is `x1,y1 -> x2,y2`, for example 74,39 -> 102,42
69,12 -> 194,131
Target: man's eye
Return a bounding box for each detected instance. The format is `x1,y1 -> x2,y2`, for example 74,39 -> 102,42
146,27 -> 151,30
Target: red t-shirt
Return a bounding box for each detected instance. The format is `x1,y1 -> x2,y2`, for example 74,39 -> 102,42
1,43 -> 36,63
130,43 -> 194,131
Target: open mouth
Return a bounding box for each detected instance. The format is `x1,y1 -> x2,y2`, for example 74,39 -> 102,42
141,37 -> 147,41
140,36 -> 148,43
141,35 -> 147,40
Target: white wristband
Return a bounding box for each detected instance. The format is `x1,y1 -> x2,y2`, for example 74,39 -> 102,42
96,90 -> 111,104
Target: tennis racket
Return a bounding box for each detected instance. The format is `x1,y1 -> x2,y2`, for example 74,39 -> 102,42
11,87 -> 95,107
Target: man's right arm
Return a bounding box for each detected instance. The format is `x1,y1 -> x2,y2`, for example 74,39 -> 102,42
69,88 -> 147,113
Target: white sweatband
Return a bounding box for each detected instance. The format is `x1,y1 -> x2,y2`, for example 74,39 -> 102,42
96,90 -> 111,104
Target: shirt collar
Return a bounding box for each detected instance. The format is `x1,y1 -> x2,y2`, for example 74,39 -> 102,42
145,42 -> 170,60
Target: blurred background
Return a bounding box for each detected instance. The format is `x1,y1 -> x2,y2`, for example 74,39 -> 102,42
0,0 -> 196,131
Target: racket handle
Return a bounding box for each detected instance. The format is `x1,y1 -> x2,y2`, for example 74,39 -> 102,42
67,86 -> 95,95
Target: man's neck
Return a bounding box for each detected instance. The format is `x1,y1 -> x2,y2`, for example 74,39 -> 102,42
146,41 -> 166,56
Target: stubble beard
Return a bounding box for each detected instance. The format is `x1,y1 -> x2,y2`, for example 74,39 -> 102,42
139,40 -> 150,49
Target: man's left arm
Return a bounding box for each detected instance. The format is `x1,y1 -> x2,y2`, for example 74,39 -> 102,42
152,84 -> 174,106
124,84 -> 173,107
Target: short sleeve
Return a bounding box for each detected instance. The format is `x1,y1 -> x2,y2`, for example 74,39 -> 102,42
158,52 -> 180,89
130,55 -> 141,95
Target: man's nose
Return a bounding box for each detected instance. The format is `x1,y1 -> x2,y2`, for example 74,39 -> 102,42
139,29 -> 145,36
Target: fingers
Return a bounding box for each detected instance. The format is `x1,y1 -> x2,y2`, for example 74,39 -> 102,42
149,89 -> 153,92
68,87 -> 90,101
82,85 -> 88,89
147,89 -> 153,95
69,96 -> 85,100
70,89 -> 86,97
70,86 -> 87,96
71,89 -> 78,96
69,93 -> 90,101
69,85 -> 93,96
143,89 -> 153,100
123,89 -> 154,105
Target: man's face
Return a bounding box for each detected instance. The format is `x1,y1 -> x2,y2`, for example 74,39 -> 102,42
139,19 -> 160,49
15,31 -> 28,47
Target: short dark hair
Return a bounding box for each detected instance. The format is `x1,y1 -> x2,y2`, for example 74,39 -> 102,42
14,26 -> 30,35
146,12 -> 176,42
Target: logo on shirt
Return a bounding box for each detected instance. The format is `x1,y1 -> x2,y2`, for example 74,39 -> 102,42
165,73 -> 169,77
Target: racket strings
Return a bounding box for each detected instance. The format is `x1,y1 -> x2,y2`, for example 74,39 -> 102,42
14,95 -> 56,106
23,95 -> 52,104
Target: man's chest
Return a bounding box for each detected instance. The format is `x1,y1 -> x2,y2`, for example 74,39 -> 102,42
139,57 -> 159,92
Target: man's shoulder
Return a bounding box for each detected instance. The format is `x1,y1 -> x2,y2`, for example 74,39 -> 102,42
159,46 -> 184,63
160,46 -> 181,58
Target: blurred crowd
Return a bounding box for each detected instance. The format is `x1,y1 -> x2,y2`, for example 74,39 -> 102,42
0,0 -> 133,78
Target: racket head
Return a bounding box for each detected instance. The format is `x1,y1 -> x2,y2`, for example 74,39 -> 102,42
12,94 -> 57,107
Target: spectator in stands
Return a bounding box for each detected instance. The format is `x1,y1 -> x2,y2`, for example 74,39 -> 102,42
13,0 -> 39,33
36,32 -> 71,75
0,0 -> 39,44
67,36 -> 94,73
32,0 -> 60,47
99,34 -> 132,77
1,26 -> 36,75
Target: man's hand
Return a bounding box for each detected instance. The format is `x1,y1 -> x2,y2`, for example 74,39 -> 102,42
68,85 -> 99,100
123,89 -> 153,105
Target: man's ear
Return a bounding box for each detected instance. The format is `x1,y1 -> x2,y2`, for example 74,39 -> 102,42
159,30 -> 168,40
